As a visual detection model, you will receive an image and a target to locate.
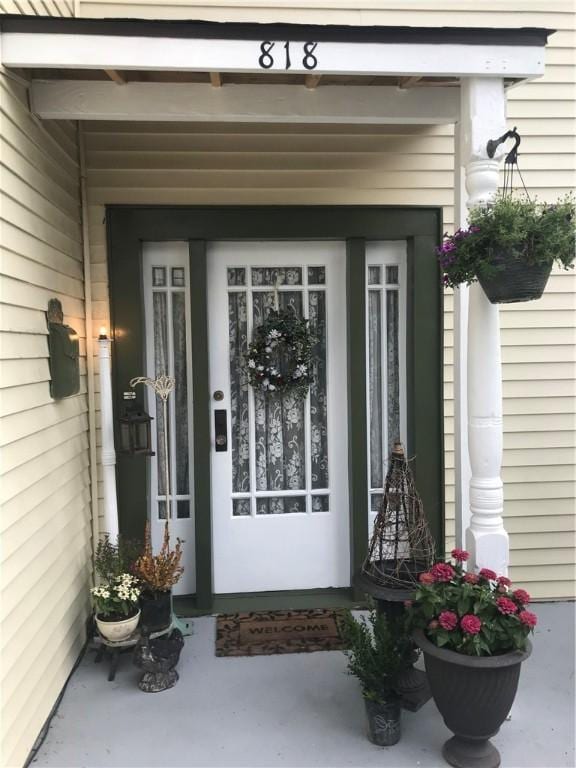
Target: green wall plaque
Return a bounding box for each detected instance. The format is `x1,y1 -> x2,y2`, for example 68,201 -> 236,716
46,298 -> 80,400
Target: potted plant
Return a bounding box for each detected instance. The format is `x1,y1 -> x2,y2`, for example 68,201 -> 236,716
133,522 -> 184,633
438,194 -> 575,303
339,607 -> 413,746
409,549 -> 538,768
91,573 -> 141,642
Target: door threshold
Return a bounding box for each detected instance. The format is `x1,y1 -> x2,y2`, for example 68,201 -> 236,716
174,587 -> 364,617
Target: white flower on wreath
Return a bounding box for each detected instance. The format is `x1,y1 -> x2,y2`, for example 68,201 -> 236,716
269,329 -> 281,339
257,365 -> 265,371
269,367 -> 278,376
269,384 -> 276,391
248,359 -> 256,369
265,346 -> 272,353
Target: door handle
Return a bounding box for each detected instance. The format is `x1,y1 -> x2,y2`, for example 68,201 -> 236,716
214,409 -> 228,452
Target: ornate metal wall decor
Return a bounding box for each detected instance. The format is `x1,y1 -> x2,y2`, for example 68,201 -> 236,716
362,443 -> 435,589
46,298 -> 80,399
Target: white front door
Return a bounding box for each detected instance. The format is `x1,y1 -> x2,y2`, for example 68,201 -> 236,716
208,241 -> 349,594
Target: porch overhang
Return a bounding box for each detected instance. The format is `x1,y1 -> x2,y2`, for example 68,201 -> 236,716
1,16 -> 551,81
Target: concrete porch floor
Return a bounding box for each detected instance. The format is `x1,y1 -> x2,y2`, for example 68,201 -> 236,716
33,602 -> 574,768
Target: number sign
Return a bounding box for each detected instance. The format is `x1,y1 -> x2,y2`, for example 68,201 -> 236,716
258,41 -> 318,71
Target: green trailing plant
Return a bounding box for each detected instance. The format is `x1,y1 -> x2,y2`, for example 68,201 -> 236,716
339,607 -> 414,704
438,194 -> 575,289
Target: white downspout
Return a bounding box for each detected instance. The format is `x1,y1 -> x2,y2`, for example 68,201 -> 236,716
78,123 -> 101,558
98,327 -> 120,542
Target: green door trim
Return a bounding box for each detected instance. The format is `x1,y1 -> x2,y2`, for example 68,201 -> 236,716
107,206 -> 444,614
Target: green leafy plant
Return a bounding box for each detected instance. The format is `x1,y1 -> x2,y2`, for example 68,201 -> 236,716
438,194 -> 575,289
94,534 -> 142,583
339,607 -> 413,704
91,573 -> 141,620
408,549 -> 538,657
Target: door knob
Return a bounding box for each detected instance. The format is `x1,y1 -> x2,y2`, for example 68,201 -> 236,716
213,390 -> 224,401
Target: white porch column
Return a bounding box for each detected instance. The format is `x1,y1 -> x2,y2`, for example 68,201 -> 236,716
459,77 -> 509,575
98,329 -> 119,542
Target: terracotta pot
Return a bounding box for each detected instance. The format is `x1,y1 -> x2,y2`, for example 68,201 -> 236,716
96,609 -> 140,642
364,697 -> 401,746
477,251 -> 552,304
413,629 -> 531,768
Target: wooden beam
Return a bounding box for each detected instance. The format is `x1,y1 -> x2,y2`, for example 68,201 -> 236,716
398,76 -> 422,89
30,80 -> 460,124
209,72 -> 222,88
305,74 -> 322,90
104,69 -> 126,85
2,32 -> 545,79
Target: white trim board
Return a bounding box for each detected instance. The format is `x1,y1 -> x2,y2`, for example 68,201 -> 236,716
2,32 -> 545,79
30,81 -> 460,123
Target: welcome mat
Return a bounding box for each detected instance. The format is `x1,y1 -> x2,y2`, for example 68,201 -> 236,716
215,609 -> 346,657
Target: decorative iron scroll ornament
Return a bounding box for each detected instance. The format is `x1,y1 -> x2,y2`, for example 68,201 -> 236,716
486,126 -> 530,200
130,375 -> 175,517
362,443 -> 435,590
246,308 -> 314,399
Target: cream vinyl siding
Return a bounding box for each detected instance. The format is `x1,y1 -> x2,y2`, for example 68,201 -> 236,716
84,3 -> 575,601
0,72 -> 90,767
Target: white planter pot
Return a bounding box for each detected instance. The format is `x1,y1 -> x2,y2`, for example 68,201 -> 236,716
96,610 -> 140,642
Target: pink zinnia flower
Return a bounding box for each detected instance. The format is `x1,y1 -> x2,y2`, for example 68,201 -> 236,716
419,572 -> 435,585
497,576 -> 512,588
496,597 -> 518,615
460,614 -> 482,635
428,620 -> 439,630
438,611 -> 458,631
513,589 -> 531,605
519,610 -> 538,628
430,563 -> 455,583
479,568 -> 497,581
463,573 -> 479,585
451,548 -> 470,563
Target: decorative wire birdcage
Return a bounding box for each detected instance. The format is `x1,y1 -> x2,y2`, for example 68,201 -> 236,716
362,443 -> 435,590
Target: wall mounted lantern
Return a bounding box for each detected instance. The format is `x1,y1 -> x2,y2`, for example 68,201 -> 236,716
119,409 -> 154,456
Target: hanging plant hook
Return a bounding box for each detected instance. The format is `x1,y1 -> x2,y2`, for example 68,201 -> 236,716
486,126 -> 521,162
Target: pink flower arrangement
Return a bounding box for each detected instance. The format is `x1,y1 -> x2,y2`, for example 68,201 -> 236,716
496,597 -> 518,615
409,550 -> 537,657
438,611 -> 458,631
460,615 -> 482,635
519,611 -> 538,628
430,563 -> 455,583
513,589 -> 531,605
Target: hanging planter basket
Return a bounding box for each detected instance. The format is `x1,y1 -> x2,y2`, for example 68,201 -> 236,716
477,250 -> 553,304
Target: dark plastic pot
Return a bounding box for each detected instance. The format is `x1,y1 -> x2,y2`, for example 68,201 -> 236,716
364,697 -> 401,746
413,629 -> 531,768
477,252 -> 552,304
140,590 -> 172,633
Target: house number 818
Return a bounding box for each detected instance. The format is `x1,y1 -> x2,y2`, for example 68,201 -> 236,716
258,41 -> 318,71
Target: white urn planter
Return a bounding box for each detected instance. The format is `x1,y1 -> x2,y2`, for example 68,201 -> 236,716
96,610 -> 140,642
